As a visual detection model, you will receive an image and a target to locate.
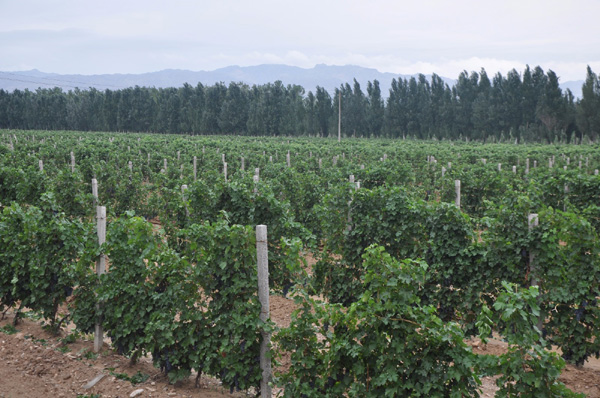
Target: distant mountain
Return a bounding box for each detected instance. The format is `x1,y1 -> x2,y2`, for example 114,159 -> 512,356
0,65 -> 452,96
0,65 -> 583,98
559,79 -> 584,99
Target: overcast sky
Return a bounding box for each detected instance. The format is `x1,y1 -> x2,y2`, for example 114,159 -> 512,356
1,0 -> 598,81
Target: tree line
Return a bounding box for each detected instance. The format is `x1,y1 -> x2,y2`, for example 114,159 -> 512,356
0,65 -> 599,143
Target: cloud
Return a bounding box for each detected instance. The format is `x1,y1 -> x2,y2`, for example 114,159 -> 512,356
1,0 -> 599,81
201,52 -> 597,82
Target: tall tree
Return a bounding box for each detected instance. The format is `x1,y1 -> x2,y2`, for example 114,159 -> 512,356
202,82 -> 227,133
218,82 -> 249,135
536,70 -> 565,134
385,77 -> 409,138
366,80 -> 384,137
315,86 -> 333,137
576,66 -> 600,142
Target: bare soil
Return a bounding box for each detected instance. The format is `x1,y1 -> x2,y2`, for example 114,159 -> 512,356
2,247 -> 600,398
2,295 -> 600,397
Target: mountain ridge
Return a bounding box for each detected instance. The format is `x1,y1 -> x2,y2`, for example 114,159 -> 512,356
0,64 -> 583,98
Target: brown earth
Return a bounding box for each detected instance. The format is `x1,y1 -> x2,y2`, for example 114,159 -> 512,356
2,295 -> 600,397
1,251 -> 600,398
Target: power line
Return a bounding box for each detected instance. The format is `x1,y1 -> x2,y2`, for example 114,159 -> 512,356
0,76 -> 80,89
0,72 -> 122,90
3,72 -> 122,88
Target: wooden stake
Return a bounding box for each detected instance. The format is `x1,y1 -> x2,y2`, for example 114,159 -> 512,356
455,180 -> 461,209
256,225 -> 272,398
193,156 -> 197,181
92,178 -> 98,206
181,185 -> 189,217
94,206 -> 107,353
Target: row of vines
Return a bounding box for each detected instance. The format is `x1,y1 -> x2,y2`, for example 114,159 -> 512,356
1,129 -> 600,396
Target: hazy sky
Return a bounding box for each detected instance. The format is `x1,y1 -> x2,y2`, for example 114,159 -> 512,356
1,0 -> 599,81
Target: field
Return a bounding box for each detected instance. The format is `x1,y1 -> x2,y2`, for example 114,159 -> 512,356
1,130 -> 600,397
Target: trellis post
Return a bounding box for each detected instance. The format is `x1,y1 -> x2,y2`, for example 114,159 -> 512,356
94,206 -> 107,353
455,180 -> 461,209
256,225 -> 272,398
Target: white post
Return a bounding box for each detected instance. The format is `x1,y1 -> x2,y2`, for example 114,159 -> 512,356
256,225 -> 272,398
241,157 -> 245,171
147,153 -> 150,166
39,159 -> 44,171
71,151 -> 75,172
482,158 -> 487,165
193,156 -> 197,181
498,163 -> 502,171
223,162 -> 228,182
526,158 -> 530,174
94,206 -> 107,353
534,160 -> 537,168
528,214 -> 539,287
181,185 -> 189,217
595,169 -> 599,175
253,175 -> 259,194
128,161 -> 133,172
177,151 -> 181,161
319,159 -> 322,169
528,213 -> 542,330
286,151 -> 291,168
442,167 -> 446,177
455,180 -> 461,209
512,166 -> 516,174
92,178 -> 98,205
164,158 -> 168,172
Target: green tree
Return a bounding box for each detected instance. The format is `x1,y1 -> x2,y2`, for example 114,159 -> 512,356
576,66 -> 600,142
218,82 -> 249,134
315,86 -> 333,137
366,80 -> 384,137
202,82 -> 227,133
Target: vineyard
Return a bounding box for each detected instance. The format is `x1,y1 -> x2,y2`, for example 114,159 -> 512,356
1,129 -> 600,397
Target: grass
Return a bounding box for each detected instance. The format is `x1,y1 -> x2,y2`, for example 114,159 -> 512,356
108,370 -> 150,385
0,324 -> 18,335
